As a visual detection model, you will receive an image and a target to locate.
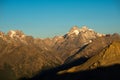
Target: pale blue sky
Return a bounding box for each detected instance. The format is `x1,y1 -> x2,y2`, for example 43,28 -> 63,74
0,0 -> 120,38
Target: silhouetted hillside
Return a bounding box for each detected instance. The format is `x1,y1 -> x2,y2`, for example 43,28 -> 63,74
25,64 -> 120,80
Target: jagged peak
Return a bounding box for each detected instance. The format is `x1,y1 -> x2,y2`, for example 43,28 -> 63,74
8,30 -> 24,35
79,26 -> 89,32
67,26 -> 105,38
68,26 -> 80,35
70,26 -> 79,31
81,26 -> 88,29
68,26 -> 94,35
7,30 -> 25,38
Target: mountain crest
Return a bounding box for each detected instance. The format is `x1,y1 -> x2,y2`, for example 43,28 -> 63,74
67,26 -> 104,38
7,30 -> 25,38
79,26 -> 90,32
69,26 -> 80,35
68,26 -> 94,35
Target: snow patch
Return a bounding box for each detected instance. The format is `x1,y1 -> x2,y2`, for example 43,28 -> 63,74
73,30 -> 79,35
89,40 -> 92,43
10,30 -> 16,38
89,29 -> 93,31
97,33 -> 104,37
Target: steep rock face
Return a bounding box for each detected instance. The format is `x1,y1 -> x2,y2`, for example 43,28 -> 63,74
27,40 -> 120,80
64,33 -> 120,64
58,41 -> 120,74
7,30 -> 25,39
53,26 -> 104,61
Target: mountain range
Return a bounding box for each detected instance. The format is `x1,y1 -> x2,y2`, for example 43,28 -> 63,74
0,26 -> 120,80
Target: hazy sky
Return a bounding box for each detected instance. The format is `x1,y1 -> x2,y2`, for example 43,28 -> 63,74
0,0 -> 120,38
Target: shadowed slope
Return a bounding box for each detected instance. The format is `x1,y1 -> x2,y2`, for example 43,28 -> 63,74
25,41 -> 120,80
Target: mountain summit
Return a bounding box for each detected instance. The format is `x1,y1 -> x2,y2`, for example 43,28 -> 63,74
66,26 -> 104,39
68,26 -> 80,35
68,26 -> 104,37
7,30 -> 25,38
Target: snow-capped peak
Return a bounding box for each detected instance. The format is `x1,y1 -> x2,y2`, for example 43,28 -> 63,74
7,30 -> 25,38
66,26 -> 105,39
9,30 -> 16,38
73,30 -> 79,35
68,26 -> 80,35
68,26 -> 91,35
79,26 -> 89,32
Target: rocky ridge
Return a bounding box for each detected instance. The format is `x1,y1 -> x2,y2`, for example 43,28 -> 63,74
58,41 -> 120,74
0,26 -> 119,80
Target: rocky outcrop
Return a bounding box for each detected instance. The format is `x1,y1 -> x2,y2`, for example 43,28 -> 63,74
58,40 -> 120,74
53,26 -> 105,61
26,40 -> 120,80
64,33 -> 120,64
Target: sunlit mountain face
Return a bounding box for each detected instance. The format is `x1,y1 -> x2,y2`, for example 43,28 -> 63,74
0,26 -> 120,80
